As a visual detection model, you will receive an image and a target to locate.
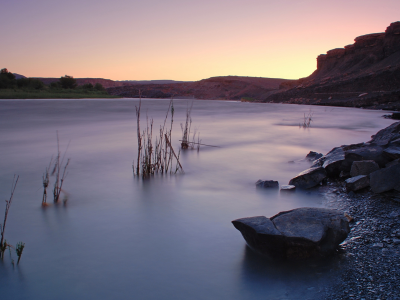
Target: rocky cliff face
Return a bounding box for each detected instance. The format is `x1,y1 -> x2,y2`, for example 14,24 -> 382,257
267,22 -> 400,110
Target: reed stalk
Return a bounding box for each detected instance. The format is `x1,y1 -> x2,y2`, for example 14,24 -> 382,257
300,110 -> 313,128
52,131 -> 70,203
42,157 -> 53,205
0,175 -> 19,259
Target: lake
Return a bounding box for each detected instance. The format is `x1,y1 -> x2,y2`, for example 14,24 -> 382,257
0,99 -> 395,299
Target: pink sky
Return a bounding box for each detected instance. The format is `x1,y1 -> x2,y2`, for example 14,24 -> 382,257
2,0 -> 399,81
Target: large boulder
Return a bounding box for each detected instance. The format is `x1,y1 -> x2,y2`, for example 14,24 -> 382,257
370,164 -> 400,193
350,160 -> 380,177
305,151 -> 323,162
232,208 -> 350,259
345,145 -> 389,167
322,147 -> 357,177
369,121 -> 400,146
384,146 -> 400,160
288,167 -> 327,189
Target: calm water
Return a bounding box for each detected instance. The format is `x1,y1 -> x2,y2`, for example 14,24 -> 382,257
0,99 -> 395,299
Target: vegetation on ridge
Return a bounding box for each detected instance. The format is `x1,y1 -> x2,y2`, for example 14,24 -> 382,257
0,68 -> 118,99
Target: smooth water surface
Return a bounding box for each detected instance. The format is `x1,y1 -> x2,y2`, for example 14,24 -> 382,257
0,99 -> 395,299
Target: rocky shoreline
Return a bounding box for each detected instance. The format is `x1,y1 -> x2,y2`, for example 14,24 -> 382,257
304,122 -> 400,299
247,121 -> 400,299
320,180 -> 400,300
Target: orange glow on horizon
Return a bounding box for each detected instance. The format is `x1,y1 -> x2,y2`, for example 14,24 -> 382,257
2,0 -> 399,81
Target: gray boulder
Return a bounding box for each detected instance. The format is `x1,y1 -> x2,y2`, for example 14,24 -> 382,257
350,160 -> 380,177
345,145 -> 389,167
386,158 -> 400,168
322,147 -> 358,177
256,180 -> 279,189
232,207 -> 350,259
289,167 -> 327,189
305,151 -> 323,162
370,164 -> 400,193
345,175 -> 370,192
384,146 -> 400,160
369,121 -> 400,146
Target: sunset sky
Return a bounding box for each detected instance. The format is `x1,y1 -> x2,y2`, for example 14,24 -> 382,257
2,0 -> 399,81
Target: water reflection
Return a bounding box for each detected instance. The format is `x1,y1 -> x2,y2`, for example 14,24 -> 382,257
239,245 -> 348,299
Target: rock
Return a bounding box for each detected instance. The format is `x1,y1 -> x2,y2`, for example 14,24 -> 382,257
345,145 -> 389,167
390,137 -> 400,145
369,121 -> 400,146
345,175 -> 370,192
305,151 -> 323,162
255,180 -> 279,189
322,147 -> 356,177
232,207 -> 350,259
392,113 -> 400,120
386,158 -> 400,167
369,164 -> 400,193
339,171 -> 351,179
350,160 -> 380,177
288,167 -> 327,189
280,185 -> 296,193
393,238 -> 400,245
384,146 -> 400,160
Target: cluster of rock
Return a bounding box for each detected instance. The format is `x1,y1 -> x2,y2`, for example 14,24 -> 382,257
235,122 -> 400,260
288,121 -> 400,194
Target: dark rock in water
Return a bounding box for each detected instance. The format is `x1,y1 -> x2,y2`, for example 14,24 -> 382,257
384,146 -> 400,160
305,151 -> 323,162
369,121 -> 400,146
289,167 -> 327,189
370,164 -> 400,193
232,207 -> 350,259
256,180 -> 279,189
280,185 -> 296,193
350,160 -> 380,177
345,175 -> 370,192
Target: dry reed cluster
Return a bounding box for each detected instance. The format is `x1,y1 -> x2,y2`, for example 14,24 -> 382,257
42,132 -> 70,205
133,98 -> 184,178
180,102 -> 201,151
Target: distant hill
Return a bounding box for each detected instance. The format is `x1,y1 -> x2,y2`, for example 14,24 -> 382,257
266,21 -> 400,110
33,77 -> 126,88
13,73 -> 26,79
118,80 -> 190,85
107,76 -> 294,100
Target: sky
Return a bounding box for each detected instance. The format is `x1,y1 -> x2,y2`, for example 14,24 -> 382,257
1,0 -> 399,81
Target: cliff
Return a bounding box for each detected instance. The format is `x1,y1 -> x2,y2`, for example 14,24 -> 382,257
267,21 -> 400,110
